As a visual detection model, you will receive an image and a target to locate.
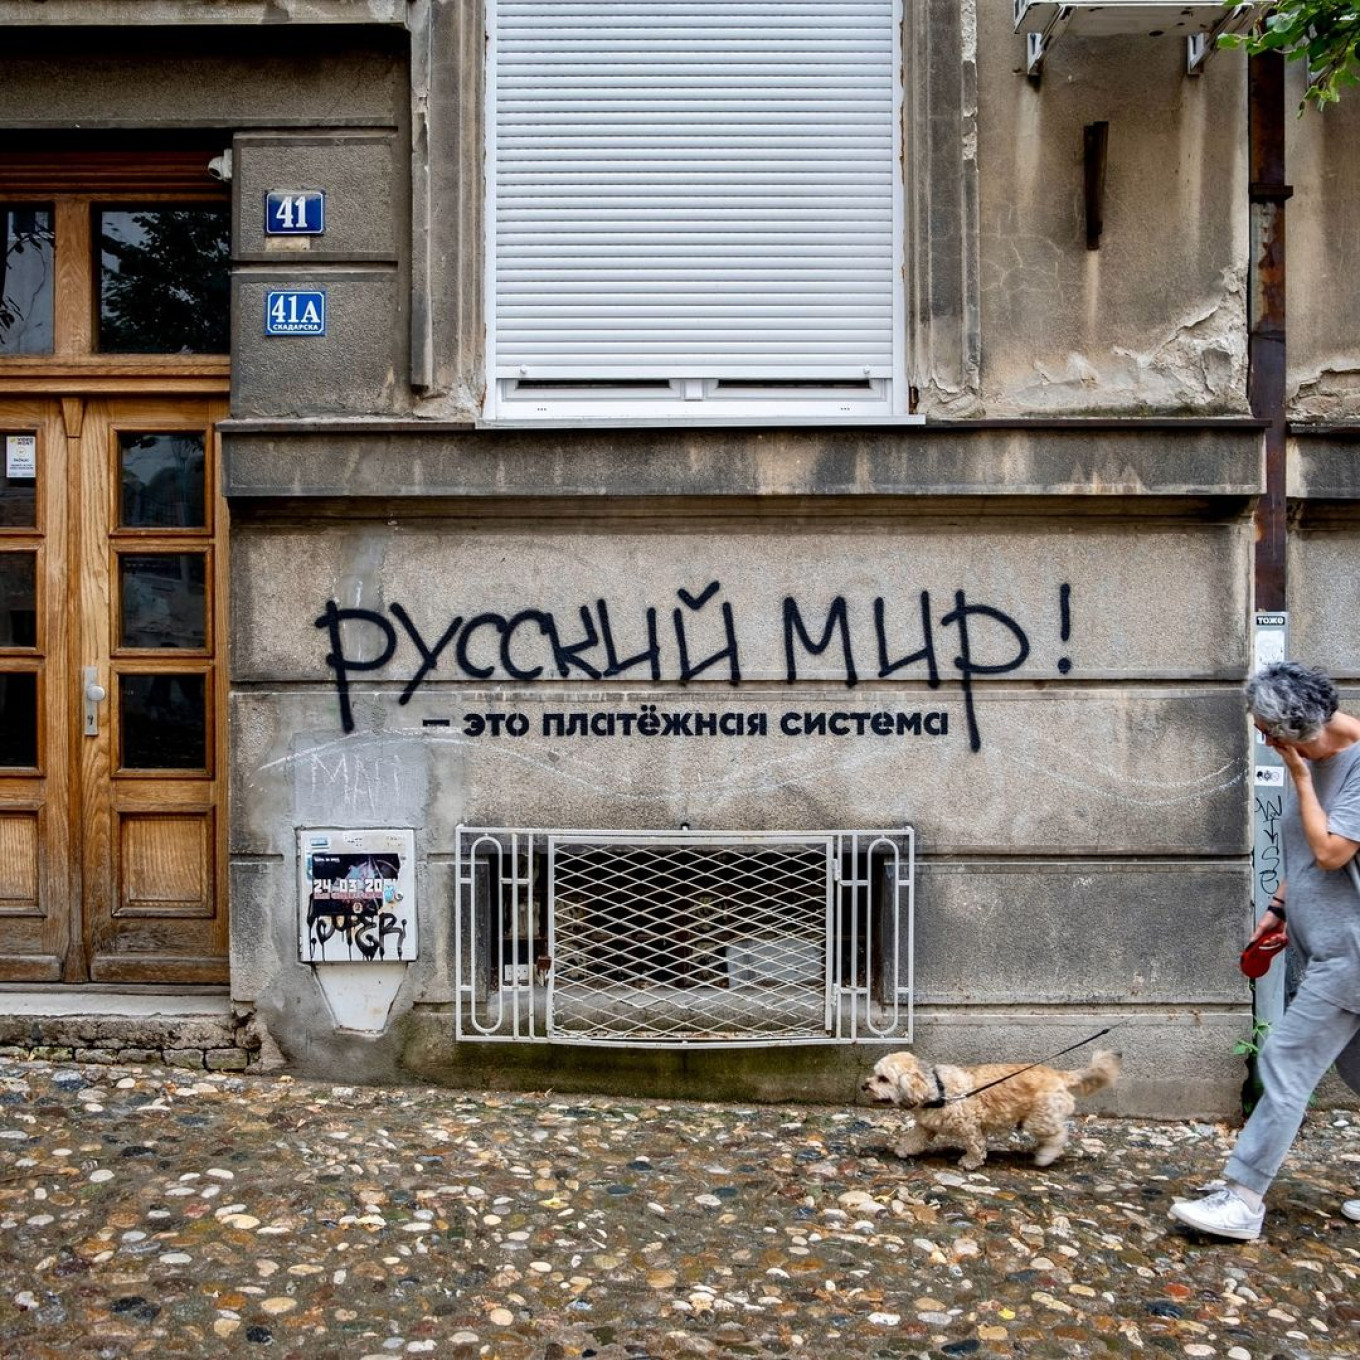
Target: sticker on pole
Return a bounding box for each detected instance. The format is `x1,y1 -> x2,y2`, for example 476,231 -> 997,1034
266,289 -> 326,336
265,191 -> 325,235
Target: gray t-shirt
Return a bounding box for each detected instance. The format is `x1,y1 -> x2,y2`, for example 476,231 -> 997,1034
1283,739 -> 1360,1012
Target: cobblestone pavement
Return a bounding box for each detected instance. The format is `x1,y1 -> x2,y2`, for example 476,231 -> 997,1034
0,1060 -> 1357,1359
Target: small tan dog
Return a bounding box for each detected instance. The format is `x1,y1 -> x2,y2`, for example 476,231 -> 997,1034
862,1049 -> 1121,1170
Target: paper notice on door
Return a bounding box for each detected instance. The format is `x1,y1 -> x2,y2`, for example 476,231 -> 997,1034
5,435 -> 36,479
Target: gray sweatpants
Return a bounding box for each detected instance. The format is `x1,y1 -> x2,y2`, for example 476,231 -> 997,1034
1225,975 -> 1360,1196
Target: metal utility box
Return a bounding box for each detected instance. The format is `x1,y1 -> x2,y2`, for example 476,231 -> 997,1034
298,828 -> 418,964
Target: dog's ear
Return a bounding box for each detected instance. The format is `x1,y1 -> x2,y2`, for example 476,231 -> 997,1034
890,1054 -> 921,1103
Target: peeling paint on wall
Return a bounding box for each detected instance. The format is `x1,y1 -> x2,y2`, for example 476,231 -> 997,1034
1290,362 -> 1360,423
987,269 -> 1249,416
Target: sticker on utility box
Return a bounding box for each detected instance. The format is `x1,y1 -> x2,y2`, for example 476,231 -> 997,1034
265,191 -> 325,235
299,828 -> 417,963
5,434 -> 36,479
266,289 -> 326,335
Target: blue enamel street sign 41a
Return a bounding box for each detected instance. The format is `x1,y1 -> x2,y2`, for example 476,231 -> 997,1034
265,191 -> 325,235
266,290 -> 326,336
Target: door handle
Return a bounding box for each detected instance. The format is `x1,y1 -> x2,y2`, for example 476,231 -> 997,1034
83,667 -> 107,736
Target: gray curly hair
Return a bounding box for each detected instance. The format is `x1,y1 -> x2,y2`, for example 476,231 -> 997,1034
1245,661 -> 1339,743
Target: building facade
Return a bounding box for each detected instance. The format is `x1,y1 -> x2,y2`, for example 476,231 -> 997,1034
1,1 -> 1357,1116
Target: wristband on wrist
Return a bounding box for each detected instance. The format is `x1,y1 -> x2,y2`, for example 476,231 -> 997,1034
1269,899 -> 1286,919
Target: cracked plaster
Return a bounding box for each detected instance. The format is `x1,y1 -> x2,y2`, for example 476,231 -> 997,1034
1290,363 -> 1360,423
999,268 -> 1249,416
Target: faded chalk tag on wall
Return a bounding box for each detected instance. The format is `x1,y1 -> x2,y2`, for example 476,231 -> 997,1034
299,828 -> 417,963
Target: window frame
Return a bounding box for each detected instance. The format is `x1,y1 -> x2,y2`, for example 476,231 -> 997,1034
482,0 -> 914,427
0,152 -> 231,395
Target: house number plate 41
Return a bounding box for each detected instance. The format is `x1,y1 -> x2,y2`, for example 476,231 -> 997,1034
265,191 -> 325,235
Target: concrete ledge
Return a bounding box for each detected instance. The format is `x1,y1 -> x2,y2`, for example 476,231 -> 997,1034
0,992 -> 261,1071
397,1006 -> 1254,1121
221,423 -> 1265,500
0,1 -> 406,26
0,990 -> 231,1020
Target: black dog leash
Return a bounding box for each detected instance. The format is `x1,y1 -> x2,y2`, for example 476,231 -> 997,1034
920,1025 -> 1118,1110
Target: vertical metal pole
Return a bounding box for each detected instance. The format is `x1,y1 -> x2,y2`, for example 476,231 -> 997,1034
454,826 -> 464,1041
1249,51 -> 1291,1031
1252,615 -> 1289,1029
1249,50 -> 1290,613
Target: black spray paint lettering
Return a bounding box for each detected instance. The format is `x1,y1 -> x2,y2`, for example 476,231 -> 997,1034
315,582 -> 1075,751
875,590 -> 941,686
784,596 -> 857,687
1255,792 -> 1283,900
315,583 -> 743,733
673,581 -> 742,683
305,895 -> 407,962
315,600 -> 397,736
1058,583 -> 1073,675
598,598 -> 662,681
940,590 -> 1031,754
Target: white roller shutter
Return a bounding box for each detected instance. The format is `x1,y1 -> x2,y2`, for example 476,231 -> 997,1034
488,0 -> 900,390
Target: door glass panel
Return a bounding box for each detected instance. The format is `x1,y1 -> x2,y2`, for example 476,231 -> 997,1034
120,554 -> 206,650
120,673 -> 206,770
97,206 -> 230,354
0,553 -> 37,647
0,672 -> 38,768
120,433 -> 206,528
0,206 -> 55,356
1,432 -> 39,528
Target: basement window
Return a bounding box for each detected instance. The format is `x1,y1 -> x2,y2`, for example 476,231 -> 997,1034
455,828 -> 915,1047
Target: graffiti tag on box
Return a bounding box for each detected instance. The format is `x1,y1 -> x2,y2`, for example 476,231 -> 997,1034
316,581 -> 1075,753
300,829 -> 417,964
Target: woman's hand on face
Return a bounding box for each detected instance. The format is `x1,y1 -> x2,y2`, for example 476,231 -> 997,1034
1266,735 -> 1309,778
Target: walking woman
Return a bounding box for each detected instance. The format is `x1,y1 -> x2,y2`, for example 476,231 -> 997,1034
1171,662 -> 1360,1239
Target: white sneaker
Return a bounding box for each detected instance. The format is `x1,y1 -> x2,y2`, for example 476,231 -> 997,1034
1169,1187 -> 1265,1241
1343,1199 -> 1360,1222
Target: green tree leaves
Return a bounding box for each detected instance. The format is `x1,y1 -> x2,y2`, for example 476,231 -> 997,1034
1220,2 -> 1360,109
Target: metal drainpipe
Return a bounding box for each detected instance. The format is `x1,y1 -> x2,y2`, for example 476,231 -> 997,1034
1248,49 -> 1292,1032
1249,49 -> 1290,609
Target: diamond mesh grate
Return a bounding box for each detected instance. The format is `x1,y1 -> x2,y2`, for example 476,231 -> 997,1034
550,840 -> 830,1041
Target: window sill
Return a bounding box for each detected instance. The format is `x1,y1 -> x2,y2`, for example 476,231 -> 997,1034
479,414 -> 927,431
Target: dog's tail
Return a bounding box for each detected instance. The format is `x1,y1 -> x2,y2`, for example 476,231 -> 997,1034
1063,1049 -> 1121,1096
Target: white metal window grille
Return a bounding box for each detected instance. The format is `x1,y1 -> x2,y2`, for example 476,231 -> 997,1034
484,0 -> 910,423
455,827 -> 913,1047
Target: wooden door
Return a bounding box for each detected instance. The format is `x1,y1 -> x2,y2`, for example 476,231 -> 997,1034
0,402 -> 71,980
80,397 -> 229,982
0,396 -> 228,983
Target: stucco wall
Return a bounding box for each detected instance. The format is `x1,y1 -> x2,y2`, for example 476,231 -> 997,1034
974,5 -> 1250,417
224,497 -> 1257,1114
1287,65 -> 1360,423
